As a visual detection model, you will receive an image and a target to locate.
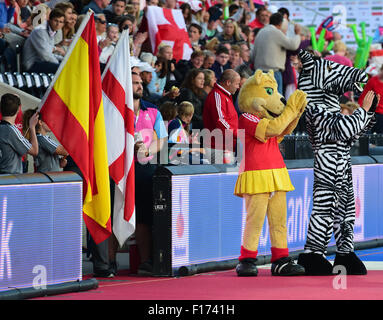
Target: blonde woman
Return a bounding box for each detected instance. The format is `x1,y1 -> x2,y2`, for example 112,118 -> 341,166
217,18 -> 243,45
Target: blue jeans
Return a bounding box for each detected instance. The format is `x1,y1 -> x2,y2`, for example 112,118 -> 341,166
274,71 -> 283,95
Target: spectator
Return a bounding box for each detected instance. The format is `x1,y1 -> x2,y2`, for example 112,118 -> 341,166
139,62 -> 157,104
54,1 -> 74,45
0,93 -> 38,174
239,25 -> 254,49
233,69 -> 250,116
117,13 -> 135,34
202,68 -> 216,95
203,69 -> 240,164
22,8 -> 65,74
177,68 -> 207,130
157,44 -> 183,91
358,64 -> 383,133
103,0 -> 126,24
202,50 -> 215,69
238,41 -> 251,65
147,56 -> 168,102
159,101 -> 177,127
248,5 -> 269,29
95,13 -> 107,43
180,2 -> 192,27
210,45 -> 230,80
229,44 -> 241,69
23,108 -> 68,172
164,0 -> 176,9
132,72 -> 168,275
188,23 -> 203,51
278,7 -> 295,38
324,40 -> 353,67
82,0 -> 110,14
99,23 -> 119,65
217,18 -> 243,45
201,9 -> 220,41
250,12 -> 301,94
175,50 -> 204,77
168,101 -> 206,164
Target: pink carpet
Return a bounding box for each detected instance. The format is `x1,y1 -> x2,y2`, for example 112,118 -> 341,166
34,268 -> 383,300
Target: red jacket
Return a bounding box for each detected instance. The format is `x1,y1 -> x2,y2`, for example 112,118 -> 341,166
203,83 -> 238,151
248,18 -> 264,30
358,75 -> 383,115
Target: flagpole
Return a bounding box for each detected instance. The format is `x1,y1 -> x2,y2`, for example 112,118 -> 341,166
38,9 -> 95,111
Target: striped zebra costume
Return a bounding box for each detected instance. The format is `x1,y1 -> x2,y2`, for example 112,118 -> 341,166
297,50 -> 375,275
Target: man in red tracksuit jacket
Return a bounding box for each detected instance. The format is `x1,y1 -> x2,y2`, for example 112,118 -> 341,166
203,69 -> 241,163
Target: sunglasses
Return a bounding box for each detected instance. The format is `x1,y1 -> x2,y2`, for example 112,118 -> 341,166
95,17 -> 107,24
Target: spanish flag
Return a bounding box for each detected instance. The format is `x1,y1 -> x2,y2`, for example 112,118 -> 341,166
40,11 -> 111,244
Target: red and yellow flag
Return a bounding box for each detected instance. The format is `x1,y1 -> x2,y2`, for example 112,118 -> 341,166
40,12 -> 111,244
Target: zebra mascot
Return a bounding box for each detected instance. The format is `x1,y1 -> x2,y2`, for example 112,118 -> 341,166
296,50 -> 378,275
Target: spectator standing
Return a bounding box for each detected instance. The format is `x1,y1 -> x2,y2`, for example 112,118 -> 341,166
0,93 -> 38,174
358,65 -> 383,133
250,12 -> 301,94
23,108 -> 69,172
324,40 -> 353,67
132,72 -> 168,275
203,69 -> 240,164
177,68 -> 207,130
22,8 -> 65,74
248,5 -> 269,29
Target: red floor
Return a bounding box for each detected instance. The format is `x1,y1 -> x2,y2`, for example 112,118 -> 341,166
35,268 -> 383,300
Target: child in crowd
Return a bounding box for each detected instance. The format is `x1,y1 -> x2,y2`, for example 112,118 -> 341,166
159,101 -> 177,128
23,108 -> 69,172
0,94 -> 39,174
147,57 -> 168,101
99,23 -> 120,65
168,101 -> 205,164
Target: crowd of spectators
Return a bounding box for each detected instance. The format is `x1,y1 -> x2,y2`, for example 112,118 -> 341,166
1,0 -> 383,277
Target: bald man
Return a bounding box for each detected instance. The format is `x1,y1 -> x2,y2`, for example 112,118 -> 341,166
203,69 -> 240,164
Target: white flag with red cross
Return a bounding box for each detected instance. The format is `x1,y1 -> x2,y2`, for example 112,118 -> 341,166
102,30 -> 135,247
146,5 -> 193,62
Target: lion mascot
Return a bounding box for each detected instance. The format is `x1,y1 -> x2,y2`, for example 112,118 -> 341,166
234,70 -> 307,276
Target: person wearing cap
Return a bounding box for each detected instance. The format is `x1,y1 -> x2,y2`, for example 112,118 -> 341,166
140,62 -> 158,104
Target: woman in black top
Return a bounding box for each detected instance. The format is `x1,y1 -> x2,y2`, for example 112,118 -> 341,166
177,69 -> 207,130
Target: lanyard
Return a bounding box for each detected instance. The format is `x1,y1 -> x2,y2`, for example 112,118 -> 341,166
134,109 -> 140,129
